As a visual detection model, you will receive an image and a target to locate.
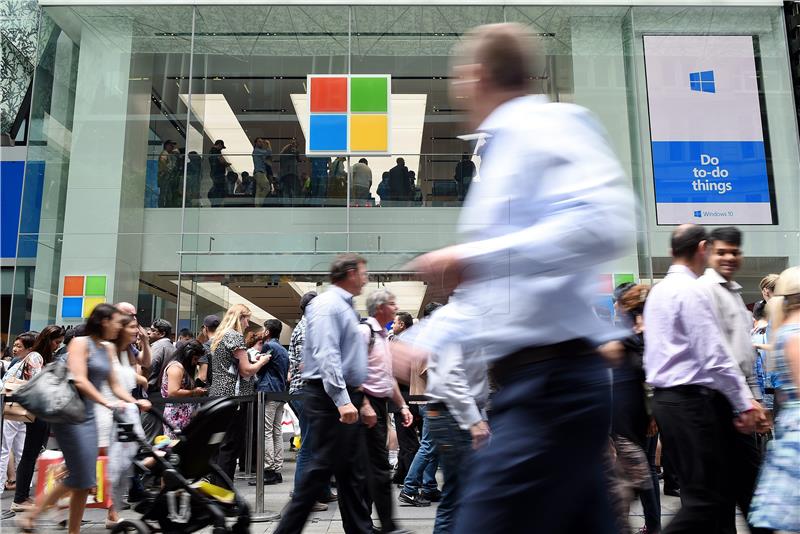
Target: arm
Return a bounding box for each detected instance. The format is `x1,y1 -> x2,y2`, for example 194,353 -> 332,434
435,346 -> 484,431
390,381 -> 413,427
785,333 -> 800,389
137,326 -> 152,368
236,349 -> 270,378
166,364 -> 203,397
105,344 -> 139,405
312,304 -> 351,408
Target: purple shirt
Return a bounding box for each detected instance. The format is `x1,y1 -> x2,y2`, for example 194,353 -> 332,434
359,317 -> 394,399
643,264 -> 752,413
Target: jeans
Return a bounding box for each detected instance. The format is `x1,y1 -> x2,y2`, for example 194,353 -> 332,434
264,401 -> 285,472
427,404 -> 473,534
402,405 -> 439,495
291,399 -> 312,492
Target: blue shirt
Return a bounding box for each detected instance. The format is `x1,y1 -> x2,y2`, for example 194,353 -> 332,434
252,146 -> 271,174
411,95 -> 635,362
256,339 -> 289,393
302,285 -> 368,406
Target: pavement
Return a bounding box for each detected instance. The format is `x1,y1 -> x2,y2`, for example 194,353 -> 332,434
0,449 -> 767,533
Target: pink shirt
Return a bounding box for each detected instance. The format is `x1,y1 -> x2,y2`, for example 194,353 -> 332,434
360,317 -> 394,398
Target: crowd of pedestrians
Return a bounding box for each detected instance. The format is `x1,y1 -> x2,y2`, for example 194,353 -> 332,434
1,21 -> 798,534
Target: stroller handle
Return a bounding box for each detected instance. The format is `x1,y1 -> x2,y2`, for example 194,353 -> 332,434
112,403 -> 179,434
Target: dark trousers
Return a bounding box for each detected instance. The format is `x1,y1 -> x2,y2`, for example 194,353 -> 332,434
392,389 -> 420,483
732,432 -> 774,534
14,418 -> 49,503
662,446 -> 680,494
639,434 -> 662,532
275,383 -> 371,534
213,403 -> 249,489
454,352 -> 617,534
362,395 -> 397,532
427,404 -> 473,534
653,387 -> 738,534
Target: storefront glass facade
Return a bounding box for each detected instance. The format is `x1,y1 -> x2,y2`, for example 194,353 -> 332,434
9,3 -> 799,334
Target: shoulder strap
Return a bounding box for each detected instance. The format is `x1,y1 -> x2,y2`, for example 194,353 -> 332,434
359,318 -> 377,350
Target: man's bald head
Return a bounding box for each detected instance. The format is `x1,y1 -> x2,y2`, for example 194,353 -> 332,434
670,224 -> 708,260
115,302 -> 137,316
456,23 -> 541,93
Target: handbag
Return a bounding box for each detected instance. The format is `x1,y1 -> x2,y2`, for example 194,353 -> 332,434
3,354 -> 36,423
15,360 -> 86,424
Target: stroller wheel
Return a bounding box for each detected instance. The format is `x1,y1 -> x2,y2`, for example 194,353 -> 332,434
110,519 -> 151,533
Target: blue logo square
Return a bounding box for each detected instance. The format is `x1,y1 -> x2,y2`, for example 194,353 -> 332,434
689,70 -> 715,93
693,210 -> 702,217
309,114 -> 347,152
689,72 -> 700,82
62,297 -> 84,318
690,81 -> 702,92
699,70 -> 714,82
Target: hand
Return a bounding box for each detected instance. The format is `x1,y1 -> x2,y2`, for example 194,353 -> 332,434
135,399 -> 152,412
750,400 -> 771,433
406,245 -> 464,296
360,402 -> 377,428
138,326 -> 149,345
400,407 -> 413,428
734,409 -> 757,434
470,420 -> 491,450
105,400 -> 122,411
192,387 -> 207,397
646,417 -> 658,438
598,341 -> 625,366
338,403 -> 359,424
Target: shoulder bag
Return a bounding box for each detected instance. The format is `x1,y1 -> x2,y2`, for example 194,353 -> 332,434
15,360 -> 86,424
2,354 -> 35,423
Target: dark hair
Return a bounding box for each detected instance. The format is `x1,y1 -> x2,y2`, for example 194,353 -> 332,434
330,253 -> 366,283
396,157 -> 405,166
423,302 -> 443,318
150,318 -> 173,338
178,328 -> 194,339
613,282 -> 636,303
709,226 -> 742,247
31,325 -> 66,364
164,339 -> 204,386
65,324 -> 86,346
753,299 -> 767,321
358,158 -> 368,165
264,319 -> 282,340
85,303 -> 121,339
670,225 -> 708,259
113,315 -> 136,359
395,312 -> 414,330
163,140 -> 175,149
14,331 -> 37,350
300,291 -> 317,314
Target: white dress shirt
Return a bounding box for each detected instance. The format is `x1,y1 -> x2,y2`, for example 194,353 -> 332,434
411,95 -> 635,362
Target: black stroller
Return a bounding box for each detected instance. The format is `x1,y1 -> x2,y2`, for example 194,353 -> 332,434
111,398 -> 250,534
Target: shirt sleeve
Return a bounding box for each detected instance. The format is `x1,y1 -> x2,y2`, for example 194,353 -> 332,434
223,332 -> 246,354
687,286 -> 753,413
310,303 -> 351,407
435,346 -> 483,429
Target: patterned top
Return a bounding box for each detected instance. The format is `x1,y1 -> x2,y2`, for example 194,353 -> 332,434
208,330 -> 248,397
161,361 -> 196,438
1,351 -> 44,385
288,317 -> 307,395
773,323 -> 800,402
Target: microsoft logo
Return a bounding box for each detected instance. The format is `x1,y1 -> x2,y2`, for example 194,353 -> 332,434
62,275 -> 107,319
307,75 -> 391,155
689,70 -> 715,93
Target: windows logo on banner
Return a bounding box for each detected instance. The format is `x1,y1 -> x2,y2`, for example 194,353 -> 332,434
689,70 -> 715,93
61,275 -> 107,319
306,75 -> 391,155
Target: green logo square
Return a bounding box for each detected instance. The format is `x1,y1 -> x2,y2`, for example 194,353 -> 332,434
350,77 -> 388,113
613,273 -> 635,287
84,275 -> 107,296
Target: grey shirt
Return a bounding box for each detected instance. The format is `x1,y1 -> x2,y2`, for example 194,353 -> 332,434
146,337 -> 176,397
301,285 -> 368,407
252,146 -> 272,174
699,268 -> 760,399
426,344 -> 489,430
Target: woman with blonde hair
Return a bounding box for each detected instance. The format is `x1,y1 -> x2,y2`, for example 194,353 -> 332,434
209,304 -> 270,487
749,266 -> 800,532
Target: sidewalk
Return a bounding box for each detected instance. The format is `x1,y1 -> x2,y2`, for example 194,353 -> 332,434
0,449 -> 762,533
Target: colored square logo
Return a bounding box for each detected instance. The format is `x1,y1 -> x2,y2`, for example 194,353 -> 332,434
350,77 -> 388,113
689,70 -> 715,93
62,297 -> 84,318
350,114 -> 388,152
83,297 -> 106,318
85,275 -> 107,297
310,77 -> 347,112
63,276 -> 85,297
309,114 -> 348,152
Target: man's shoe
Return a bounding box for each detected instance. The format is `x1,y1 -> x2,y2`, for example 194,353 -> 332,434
319,491 -> 338,503
311,502 -> 328,512
1,510 -> 15,520
664,487 -> 680,498
420,489 -> 441,502
275,472 -> 283,483
398,491 -> 430,507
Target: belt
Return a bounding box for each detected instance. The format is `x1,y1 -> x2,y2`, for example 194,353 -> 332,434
490,338 -> 595,386
655,384 -> 717,397
305,379 -> 361,394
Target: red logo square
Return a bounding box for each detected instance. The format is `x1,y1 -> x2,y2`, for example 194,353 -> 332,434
310,77 -> 347,112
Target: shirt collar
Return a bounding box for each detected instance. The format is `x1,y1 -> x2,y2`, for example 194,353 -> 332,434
667,264 -> 699,279
366,316 -> 388,337
703,267 -> 742,291
477,94 -> 549,134
330,284 -> 355,307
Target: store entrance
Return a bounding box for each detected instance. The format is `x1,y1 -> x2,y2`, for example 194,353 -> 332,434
137,272 -> 436,342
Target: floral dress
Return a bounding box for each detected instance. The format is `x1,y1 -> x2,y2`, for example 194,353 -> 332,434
161,361 -> 195,439
748,322 -> 800,531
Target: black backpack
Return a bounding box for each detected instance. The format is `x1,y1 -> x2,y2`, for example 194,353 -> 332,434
359,318 -> 377,351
